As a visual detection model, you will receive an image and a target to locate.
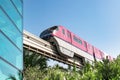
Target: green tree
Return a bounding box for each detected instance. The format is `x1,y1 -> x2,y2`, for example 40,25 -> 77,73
6,72 -> 23,80
24,48 -> 48,70
23,48 -> 48,79
95,57 -> 120,80
23,49 -> 120,80
23,66 -> 46,80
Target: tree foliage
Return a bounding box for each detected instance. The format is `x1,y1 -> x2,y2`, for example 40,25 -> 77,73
23,51 -> 120,80
24,48 -> 48,70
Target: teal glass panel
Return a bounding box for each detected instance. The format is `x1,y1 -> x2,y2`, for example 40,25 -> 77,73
12,0 -> 23,15
0,32 -> 23,70
0,9 -> 22,51
0,0 -> 22,31
0,59 -> 20,80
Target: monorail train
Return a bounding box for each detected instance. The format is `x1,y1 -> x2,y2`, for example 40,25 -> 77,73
40,25 -> 113,64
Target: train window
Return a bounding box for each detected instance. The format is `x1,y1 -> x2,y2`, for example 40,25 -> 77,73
67,31 -> 71,38
56,27 -> 59,31
62,29 -> 65,35
73,36 -> 78,42
40,30 -> 51,36
84,42 -> 87,48
50,26 -> 58,31
78,39 -> 82,44
73,36 -> 82,45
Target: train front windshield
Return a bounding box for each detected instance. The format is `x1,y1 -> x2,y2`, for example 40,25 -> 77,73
40,26 -> 58,39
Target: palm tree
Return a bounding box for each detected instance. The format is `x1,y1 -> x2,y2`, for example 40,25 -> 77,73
23,48 -> 48,70
6,72 -> 22,80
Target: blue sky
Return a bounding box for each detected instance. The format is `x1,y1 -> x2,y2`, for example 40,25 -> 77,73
24,0 -> 120,58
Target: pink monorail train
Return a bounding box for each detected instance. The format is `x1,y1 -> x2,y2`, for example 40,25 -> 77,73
40,25 -> 113,63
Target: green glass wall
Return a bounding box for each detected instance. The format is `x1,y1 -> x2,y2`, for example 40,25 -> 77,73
0,0 -> 23,79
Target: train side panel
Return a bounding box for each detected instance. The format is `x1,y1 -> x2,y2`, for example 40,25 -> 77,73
107,55 -> 113,61
99,50 -> 104,59
53,26 -> 94,61
53,26 -> 71,43
71,33 -> 87,52
70,33 -> 94,61
93,47 -> 104,61
86,42 -> 93,55
52,26 -> 74,57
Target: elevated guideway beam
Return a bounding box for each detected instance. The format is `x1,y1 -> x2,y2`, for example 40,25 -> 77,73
23,30 -> 83,68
